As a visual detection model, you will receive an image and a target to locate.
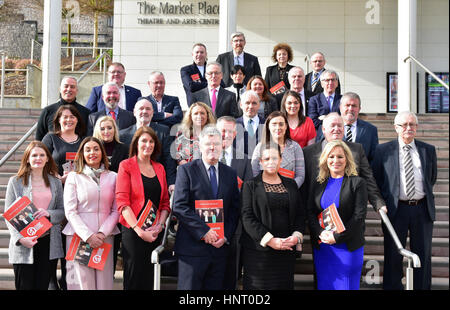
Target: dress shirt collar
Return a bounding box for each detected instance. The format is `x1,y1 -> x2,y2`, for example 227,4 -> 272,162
105,106 -> 119,115
202,159 -> 219,180
398,137 -> 417,152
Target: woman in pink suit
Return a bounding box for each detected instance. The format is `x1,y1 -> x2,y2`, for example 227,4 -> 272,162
63,137 -> 120,290
115,126 -> 171,290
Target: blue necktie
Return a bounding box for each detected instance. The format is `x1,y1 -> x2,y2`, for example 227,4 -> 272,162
209,166 -> 218,198
327,96 -> 332,111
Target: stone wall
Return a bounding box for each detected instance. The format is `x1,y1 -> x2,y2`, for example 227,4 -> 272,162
0,16 -> 38,59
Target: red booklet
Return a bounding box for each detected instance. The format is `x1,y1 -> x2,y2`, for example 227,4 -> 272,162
318,203 -> 346,234
195,199 -> 224,239
278,167 -> 295,179
136,200 -> 159,230
2,196 -> 52,239
237,176 -> 243,190
191,73 -> 200,82
269,81 -> 287,95
66,234 -> 112,271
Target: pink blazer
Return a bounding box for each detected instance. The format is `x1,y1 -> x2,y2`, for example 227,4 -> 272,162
115,156 -> 170,228
63,170 -> 120,242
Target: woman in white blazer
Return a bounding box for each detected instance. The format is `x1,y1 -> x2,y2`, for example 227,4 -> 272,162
63,137 -> 119,290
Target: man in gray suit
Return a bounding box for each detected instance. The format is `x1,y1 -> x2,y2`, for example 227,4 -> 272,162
191,62 -> 239,118
87,82 -> 136,135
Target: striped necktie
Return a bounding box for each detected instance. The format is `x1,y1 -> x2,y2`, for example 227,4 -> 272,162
403,144 -> 416,199
345,125 -> 353,142
311,72 -> 320,91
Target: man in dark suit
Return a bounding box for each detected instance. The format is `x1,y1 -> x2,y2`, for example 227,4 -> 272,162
216,32 -> 261,87
173,125 -> 240,290
308,70 -> 342,131
144,71 -> 182,129
86,62 -> 142,113
87,82 -> 136,136
372,112 -> 437,290
301,113 -> 386,212
216,116 -> 253,290
339,92 -> 379,163
36,76 -> 90,141
180,43 -> 209,106
275,66 -> 314,115
191,61 -> 239,118
304,52 -> 341,97
234,90 -> 265,157
119,98 -> 176,193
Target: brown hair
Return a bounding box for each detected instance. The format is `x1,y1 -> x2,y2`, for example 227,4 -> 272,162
74,137 -> 110,173
246,75 -> 271,102
271,43 -> 294,63
262,111 -> 291,145
280,90 -> 306,127
52,104 -> 86,137
129,126 -> 161,160
17,141 -> 58,187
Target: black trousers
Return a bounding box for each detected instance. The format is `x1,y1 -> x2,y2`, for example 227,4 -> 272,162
121,226 -> 161,290
383,200 -> 433,290
13,235 -> 56,290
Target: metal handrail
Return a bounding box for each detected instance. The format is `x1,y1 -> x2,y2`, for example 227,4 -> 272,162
151,194 -> 175,290
404,55 -> 449,91
0,51 -> 110,168
379,208 -> 421,290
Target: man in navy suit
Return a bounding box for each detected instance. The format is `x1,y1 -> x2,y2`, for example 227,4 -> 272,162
191,62 -> 239,118
372,112 -> 437,290
119,98 -> 176,193
308,70 -> 342,131
234,90 -> 265,157
216,32 -> 261,87
173,125 -> 240,290
144,71 -> 182,129
86,62 -> 142,113
180,43 -> 209,106
339,92 -> 379,163
87,82 -> 136,135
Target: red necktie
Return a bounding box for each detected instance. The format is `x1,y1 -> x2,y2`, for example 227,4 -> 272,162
110,110 -> 116,120
211,88 -> 217,113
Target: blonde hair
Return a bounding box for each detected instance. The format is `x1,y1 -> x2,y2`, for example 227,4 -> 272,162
92,115 -> 122,144
317,140 -> 358,183
179,102 -> 216,137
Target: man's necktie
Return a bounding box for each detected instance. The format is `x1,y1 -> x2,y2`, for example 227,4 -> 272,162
221,150 -> 227,165
211,88 -> 217,113
247,119 -> 255,137
403,145 -> 416,199
209,166 -> 218,198
311,72 -> 320,91
110,110 -> 116,121
235,56 -> 240,66
327,96 -> 332,111
345,125 -> 353,142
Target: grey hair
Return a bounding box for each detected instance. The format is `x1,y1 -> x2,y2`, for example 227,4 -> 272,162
217,116 -> 236,125
341,92 -> 361,108
240,90 -> 260,104
287,66 -> 305,80
199,124 -> 222,142
230,32 -> 245,41
206,61 -> 223,73
320,69 -> 339,81
322,112 -> 344,128
101,82 -> 120,95
394,111 -> 419,125
149,71 -> 164,81
60,76 -> 78,86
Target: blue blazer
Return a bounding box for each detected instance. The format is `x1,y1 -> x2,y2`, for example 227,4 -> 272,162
144,94 -> 183,128
173,159 -> 240,257
180,63 -> 208,106
86,84 -> 142,113
308,92 -> 342,130
354,119 -> 379,163
371,139 -> 437,221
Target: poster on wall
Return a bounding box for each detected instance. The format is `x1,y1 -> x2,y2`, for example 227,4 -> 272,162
386,72 -> 398,112
425,72 -> 449,113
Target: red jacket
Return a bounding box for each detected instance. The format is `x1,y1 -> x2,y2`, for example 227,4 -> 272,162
115,156 -> 170,228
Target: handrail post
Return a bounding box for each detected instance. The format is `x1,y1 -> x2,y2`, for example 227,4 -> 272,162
1,50 -> 5,108
71,47 -> 75,71
30,39 -> 34,65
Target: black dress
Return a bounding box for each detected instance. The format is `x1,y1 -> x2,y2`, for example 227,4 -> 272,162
242,182 -> 296,290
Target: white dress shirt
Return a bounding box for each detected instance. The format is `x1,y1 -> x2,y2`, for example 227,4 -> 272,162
118,85 -> 126,110
242,114 -> 260,134
202,160 -> 219,185
233,52 -> 244,66
345,121 -> 357,142
398,138 -> 425,200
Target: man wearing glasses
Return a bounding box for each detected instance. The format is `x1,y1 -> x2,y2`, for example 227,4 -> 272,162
308,69 -> 342,132
86,62 -> 142,113
216,32 -> 261,87
304,52 -> 341,96
372,112 -> 437,290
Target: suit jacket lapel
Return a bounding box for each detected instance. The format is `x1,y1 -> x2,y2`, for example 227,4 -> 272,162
320,93 -> 329,114
390,141 -> 400,199
416,140 -> 428,178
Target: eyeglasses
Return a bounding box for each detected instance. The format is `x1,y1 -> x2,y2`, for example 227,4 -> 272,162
396,123 -> 417,129
206,71 -> 221,76
321,78 -> 337,83
108,71 -> 124,75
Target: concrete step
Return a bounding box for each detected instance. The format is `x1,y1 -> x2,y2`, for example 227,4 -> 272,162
0,108 -> 42,116
0,115 -> 39,126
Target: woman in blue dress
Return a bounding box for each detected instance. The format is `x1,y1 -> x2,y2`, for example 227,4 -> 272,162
307,140 -> 368,290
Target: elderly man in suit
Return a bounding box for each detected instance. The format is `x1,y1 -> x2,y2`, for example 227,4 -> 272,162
191,61 -> 239,118
119,98 -> 176,193
180,43 -> 209,105
144,71 -> 182,129
87,82 -> 136,136
173,125 -> 240,290
235,90 -> 265,157
216,32 -> 261,87
372,112 -> 437,290
86,62 -> 142,113
339,92 -> 379,163
304,52 -> 341,97
308,69 -> 342,131
301,113 -> 386,212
